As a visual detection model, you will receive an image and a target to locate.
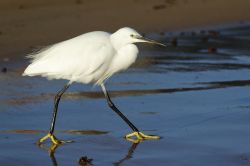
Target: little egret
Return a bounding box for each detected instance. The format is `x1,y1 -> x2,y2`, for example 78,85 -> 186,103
23,27 -> 165,144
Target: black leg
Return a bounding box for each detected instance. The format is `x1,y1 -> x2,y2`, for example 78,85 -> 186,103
49,84 -> 70,134
101,83 -> 139,132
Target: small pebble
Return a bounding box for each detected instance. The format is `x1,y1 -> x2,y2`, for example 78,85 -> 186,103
208,47 -> 217,53
200,30 -> 206,34
201,36 -> 209,43
153,4 -> 166,10
75,0 -> 83,4
1,67 -> 7,73
3,58 -> 9,62
240,155 -> 248,161
18,4 -> 25,10
159,32 -> 165,36
171,37 -> 178,47
180,32 -> 185,36
78,156 -> 93,166
208,30 -> 220,37
191,31 -> 196,36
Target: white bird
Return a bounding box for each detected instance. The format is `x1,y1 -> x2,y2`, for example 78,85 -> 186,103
23,27 -> 165,145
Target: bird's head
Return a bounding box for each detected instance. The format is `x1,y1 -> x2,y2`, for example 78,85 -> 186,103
110,27 -> 166,49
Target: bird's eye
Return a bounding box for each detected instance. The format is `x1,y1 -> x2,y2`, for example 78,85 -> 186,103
130,34 -> 134,38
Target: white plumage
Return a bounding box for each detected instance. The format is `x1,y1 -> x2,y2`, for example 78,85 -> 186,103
23,27 -> 142,85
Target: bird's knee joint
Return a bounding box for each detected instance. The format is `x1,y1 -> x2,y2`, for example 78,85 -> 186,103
107,101 -> 114,107
54,94 -> 61,101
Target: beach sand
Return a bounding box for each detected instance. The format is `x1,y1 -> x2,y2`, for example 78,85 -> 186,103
1,1 -> 250,165
0,0 -> 250,59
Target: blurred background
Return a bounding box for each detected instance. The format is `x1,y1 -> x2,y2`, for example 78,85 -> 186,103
1,0 -> 250,166
0,0 -> 250,59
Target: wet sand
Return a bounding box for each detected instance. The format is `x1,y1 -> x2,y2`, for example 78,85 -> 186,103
1,0 -> 250,165
1,24 -> 250,165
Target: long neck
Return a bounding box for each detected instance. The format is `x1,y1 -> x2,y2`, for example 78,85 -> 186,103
110,33 -> 128,50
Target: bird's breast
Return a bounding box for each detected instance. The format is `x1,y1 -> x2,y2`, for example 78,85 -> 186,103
106,44 -> 139,75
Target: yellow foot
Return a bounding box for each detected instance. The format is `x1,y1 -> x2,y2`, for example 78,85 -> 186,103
125,132 -> 160,143
37,133 -> 73,145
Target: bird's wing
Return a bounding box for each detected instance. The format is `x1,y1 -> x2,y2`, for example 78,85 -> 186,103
23,32 -> 115,83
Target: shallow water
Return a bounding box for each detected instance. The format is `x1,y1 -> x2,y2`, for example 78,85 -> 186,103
1,24 -> 250,165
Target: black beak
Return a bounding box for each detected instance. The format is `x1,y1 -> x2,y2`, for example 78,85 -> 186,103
136,36 -> 166,47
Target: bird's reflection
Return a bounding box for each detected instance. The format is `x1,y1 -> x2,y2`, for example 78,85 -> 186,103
37,143 -> 61,166
37,139 -> 143,166
78,156 -> 93,166
113,141 -> 141,166
38,142 -> 93,166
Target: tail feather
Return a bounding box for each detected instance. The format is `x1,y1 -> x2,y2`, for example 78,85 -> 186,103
23,44 -> 56,76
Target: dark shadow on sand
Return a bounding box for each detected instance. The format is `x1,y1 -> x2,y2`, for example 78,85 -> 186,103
6,79 -> 250,106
